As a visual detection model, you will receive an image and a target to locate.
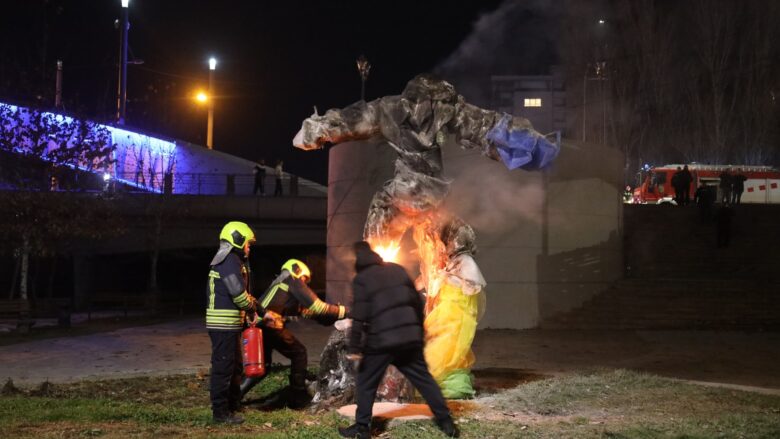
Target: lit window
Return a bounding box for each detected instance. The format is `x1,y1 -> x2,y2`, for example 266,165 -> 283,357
524,98 -> 542,107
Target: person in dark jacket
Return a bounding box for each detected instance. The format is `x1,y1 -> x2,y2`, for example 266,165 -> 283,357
253,159 -> 266,195
719,170 -> 732,204
206,221 -> 258,424
731,170 -> 747,204
679,165 -> 693,205
338,241 -> 458,439
240,258 -> 347,408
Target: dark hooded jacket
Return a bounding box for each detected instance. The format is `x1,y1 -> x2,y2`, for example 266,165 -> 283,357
348,242 -> 425,354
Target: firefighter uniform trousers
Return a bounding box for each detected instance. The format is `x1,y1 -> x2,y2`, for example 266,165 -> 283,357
355,347 -> 450,426
262,325 -> 308,389
209,331 -> 243,413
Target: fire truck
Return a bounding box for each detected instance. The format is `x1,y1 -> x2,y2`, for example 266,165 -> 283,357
632,164 -> 780,204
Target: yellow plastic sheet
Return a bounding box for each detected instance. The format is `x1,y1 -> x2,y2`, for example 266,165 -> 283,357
423,282 -> 480,398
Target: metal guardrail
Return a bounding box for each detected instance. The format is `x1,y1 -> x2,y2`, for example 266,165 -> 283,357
109,172 -> 326,197
37,171 -> 327,197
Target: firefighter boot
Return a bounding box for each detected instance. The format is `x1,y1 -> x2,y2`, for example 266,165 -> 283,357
287,386 -> 312,409
338,423 -> 370,438
239,376 -> 264,399
287,372 -> 312,409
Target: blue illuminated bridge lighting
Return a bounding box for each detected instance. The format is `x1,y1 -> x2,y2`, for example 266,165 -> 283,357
1,102 -> 177,193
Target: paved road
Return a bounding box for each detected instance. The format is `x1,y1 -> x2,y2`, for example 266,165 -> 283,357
2,318 -> 779,393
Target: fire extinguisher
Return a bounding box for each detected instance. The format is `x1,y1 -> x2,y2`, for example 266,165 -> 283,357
242,322 -> 265,378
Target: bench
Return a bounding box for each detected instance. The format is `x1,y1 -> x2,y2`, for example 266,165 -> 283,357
88,294 -> 152,321
34,298 -> 74,327
0,299 -> 34,333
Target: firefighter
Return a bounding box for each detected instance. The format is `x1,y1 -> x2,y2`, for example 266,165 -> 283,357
206,221 -> 258,424
240,258 -> 348,408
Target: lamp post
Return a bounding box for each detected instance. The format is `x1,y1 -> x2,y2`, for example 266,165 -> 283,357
207,57 -> 216,149
116,0 -> 129,124
582,61 -> 608,144
582,19 -> 610,144
356,55 -> 371,101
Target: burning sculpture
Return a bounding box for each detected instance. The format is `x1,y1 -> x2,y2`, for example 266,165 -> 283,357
294,74 -> 558,399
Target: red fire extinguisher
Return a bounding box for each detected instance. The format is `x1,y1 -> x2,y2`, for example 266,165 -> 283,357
242,322 -> 265,378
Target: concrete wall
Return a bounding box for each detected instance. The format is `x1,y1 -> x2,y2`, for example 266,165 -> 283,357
326,138 -> 396,304
326,137 -> 624,328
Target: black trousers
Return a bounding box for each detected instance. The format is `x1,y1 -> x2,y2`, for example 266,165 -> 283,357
209,331 -> 242,415
264,326 -> 308,388
253,177 -> 265,195
355,347 -> 450,426
274,178 -> 283,196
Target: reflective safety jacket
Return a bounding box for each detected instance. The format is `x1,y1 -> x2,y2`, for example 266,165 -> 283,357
258,271 -> 346,325
206,252 -> 256,331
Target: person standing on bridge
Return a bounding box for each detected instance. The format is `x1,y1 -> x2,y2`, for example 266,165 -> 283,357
253,159 -> 266,195
206,221 -> 258,424
240,258 -> 348,408
274,159 -> 284,197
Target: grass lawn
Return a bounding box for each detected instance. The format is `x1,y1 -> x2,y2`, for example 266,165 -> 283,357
1,368 -> 779,438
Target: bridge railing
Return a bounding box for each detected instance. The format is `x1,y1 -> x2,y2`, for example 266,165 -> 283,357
50,172 -> 327,197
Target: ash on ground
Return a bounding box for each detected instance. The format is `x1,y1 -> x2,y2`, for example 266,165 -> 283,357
311,321 -> 416,410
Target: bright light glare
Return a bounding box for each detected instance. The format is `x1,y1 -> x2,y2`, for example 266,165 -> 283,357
209,57 -> 217,70
103,173 -> 111,182
598,19 -> 605,24
121,0 -> 129,8
195,91 -> 208,103
372,242 -> 401,263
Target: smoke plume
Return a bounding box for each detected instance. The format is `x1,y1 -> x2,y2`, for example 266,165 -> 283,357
434,0 -> 563,107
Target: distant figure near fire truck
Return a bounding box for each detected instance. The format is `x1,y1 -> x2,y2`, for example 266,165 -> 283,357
293,74 -> 559,398
634,164 -> 780,205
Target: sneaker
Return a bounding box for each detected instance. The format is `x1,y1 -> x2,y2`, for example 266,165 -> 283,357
212,412 -> 244,425
436,417 -> 460,438
338,423 -> 370,438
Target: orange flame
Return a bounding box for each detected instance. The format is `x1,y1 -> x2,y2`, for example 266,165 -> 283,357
371,241 -> 401,263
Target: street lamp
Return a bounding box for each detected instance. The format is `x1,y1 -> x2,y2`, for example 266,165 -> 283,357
356,55 -> 371,101
582,61 -> 608,144
207,57 -> 217,149
116,0 -> 130,124
195,90 -> 209,103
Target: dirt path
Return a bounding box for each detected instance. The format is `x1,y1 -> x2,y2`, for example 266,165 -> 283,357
1,318 -> 778,392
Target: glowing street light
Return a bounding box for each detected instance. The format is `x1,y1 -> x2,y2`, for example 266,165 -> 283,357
195,90 -> 209,103
117,0 -> 130,124
206,56 -> 217,149
356,55 -> 371,101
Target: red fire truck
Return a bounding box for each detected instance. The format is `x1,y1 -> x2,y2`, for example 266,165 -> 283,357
632,164 -> 780,204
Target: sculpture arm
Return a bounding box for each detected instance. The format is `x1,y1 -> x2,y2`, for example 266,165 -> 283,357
452,102 -> 559,170
292,100 -> 382,150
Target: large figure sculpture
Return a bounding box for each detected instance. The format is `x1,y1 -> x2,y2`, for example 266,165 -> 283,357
294,74 -> 558,399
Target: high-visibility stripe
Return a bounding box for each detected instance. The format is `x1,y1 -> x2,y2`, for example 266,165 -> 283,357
208,271 -> 218,310
233,291 -> 252,309
206,309 -> 241,316
308,299 -> 327,314
260,283 -> 288,309
338,305 -> 346,319
206,323 -> 243,330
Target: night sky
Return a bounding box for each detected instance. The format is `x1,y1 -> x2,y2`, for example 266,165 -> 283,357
4,0 -> 557,184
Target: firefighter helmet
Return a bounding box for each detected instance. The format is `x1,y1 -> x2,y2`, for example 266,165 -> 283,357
219,221 -> 256,249
281,259 -> 311,280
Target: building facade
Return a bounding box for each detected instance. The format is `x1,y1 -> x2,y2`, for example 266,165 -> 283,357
490,67 -> 570,137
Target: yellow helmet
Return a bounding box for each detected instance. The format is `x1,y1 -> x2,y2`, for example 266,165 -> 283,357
281,259 -> 311,280
219,221 -> 256,249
